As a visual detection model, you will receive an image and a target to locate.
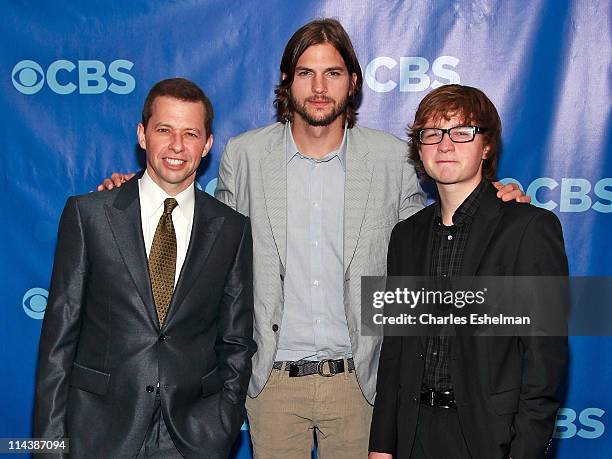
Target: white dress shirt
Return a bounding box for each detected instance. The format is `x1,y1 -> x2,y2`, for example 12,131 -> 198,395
138,170 -> 195,286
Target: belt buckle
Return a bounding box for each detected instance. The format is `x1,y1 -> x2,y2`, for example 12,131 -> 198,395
317,359 -> 334,377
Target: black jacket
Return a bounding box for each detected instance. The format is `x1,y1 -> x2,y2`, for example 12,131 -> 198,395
369,182 -> 568,459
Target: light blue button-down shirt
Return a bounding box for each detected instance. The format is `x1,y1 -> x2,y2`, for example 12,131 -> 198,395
275,124 -> 352,362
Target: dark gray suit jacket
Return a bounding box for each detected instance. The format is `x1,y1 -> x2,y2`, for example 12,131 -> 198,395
35,176 -> 256,458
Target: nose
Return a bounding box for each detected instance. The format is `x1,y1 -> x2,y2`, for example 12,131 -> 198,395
169,132 -> 184,153
312,73 -> 327,94
437,132 -> 454,152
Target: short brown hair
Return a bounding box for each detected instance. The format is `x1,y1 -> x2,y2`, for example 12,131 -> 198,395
408,84 -> 501,180
141,78 -> 214,136
274,18 -> 363,128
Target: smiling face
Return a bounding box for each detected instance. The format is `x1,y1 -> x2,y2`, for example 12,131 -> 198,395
418,113 -> 491,191
287,42 -> 357,128
137,96 -> 213,196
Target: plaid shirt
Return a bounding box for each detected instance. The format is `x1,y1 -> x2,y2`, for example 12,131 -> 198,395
422,180 -> 486,391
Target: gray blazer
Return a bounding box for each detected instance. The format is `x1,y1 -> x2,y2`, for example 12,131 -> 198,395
215,122 -> 425,403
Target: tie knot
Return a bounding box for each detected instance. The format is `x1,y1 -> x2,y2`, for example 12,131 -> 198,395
163,198 -> 178,216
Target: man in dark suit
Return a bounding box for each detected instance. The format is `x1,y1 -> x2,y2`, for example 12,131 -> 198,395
34,78 -> 256,458
369,85 -> 568,459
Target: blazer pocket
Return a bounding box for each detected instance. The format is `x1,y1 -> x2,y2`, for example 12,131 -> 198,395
490,387 -> 520,415
201,367 -> 223,398
69,362 -> 110,396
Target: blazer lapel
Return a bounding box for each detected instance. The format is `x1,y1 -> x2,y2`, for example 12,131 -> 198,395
260,132 -> 287,270
460,183 -> 503,276
344,129 -> 374,272
105,177 -> 157,327
412,206 -> 435,348
164,191 -> 224,326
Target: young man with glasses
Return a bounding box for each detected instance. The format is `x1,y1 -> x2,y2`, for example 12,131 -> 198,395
369,84 -> 568,459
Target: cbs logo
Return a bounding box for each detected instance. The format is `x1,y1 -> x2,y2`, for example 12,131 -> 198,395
12,59 -> 135,95
364,56 -> 460,93
22,287 -> 48,320
554,407 -> 605,439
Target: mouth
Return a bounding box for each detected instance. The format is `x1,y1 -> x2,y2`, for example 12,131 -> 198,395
163,157 -> 186,167
307,97 -> 332,108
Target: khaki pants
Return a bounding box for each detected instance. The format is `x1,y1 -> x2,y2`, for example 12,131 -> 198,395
246,366 -> 373,459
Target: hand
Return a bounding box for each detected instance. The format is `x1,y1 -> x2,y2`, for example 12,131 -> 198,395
97,172 -> 136,191
369,453 -> 393,459
493,181 -> 531,203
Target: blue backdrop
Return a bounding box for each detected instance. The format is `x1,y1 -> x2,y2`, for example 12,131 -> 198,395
1,1 -> 610,457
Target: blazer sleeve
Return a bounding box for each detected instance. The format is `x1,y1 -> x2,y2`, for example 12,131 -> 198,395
214,217 -> 256,423
215,138 -> 237,210
369,225 -> 404,453
510,210 -> 569,459
34,197 -> 87,447
399,156 -> 426,221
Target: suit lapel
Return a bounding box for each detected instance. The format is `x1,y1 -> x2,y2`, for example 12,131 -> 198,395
260,132 -> 287,269
164,191 -> 224,326
460,183 -> 503,276
105,177 -> 157,327
344,128 -> 374,272
412,207 -> 435,349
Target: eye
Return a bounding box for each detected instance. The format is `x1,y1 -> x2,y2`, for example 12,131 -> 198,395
328,71 -> 341,77
297,70 -> 312,77
186,132 -> 199,138
156,127 -> 169,133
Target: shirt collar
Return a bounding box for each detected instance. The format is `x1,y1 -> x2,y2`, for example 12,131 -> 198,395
139,170 -> 195,219
285,121 -> 347,168
433,179 -> 487,228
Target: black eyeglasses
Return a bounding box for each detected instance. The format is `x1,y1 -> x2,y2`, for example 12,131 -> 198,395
417,126 -> 487,145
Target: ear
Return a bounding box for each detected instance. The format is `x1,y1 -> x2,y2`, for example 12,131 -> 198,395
350,72 -> 358,95
281,72 -> 288,82
137,123 -> 146,150
482,144 -> 491,159
202,133 -> 213,158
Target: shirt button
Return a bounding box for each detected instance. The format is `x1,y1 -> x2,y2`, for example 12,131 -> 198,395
447,235 -> 453,241
313,241 -> 318,247
315,319 -> 321,325
313,202 -> 319,207
272,324 -> 279,332
146,385 -> 155,393
158,334 -> 167,342
313,280 -> 319,286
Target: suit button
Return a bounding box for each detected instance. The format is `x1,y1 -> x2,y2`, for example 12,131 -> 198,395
146,385 -> 155,393
272,324 -> 279,332
412,396 -> 418,402
419,353 -> 424,360
159,334 -> 167,342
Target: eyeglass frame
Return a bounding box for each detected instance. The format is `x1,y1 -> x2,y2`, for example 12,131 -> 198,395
417,126 -> 488,145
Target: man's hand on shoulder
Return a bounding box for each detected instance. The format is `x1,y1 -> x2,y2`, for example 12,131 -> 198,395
97,172 -> 136,191
493,181 -> 531,203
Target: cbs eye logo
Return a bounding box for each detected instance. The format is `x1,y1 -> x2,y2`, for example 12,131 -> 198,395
11,59 -> 135,95
22,287 -> 48,320
12,60 -> 45,95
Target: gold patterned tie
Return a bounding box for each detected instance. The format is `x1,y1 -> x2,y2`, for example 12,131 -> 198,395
149,198 -> 178,327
